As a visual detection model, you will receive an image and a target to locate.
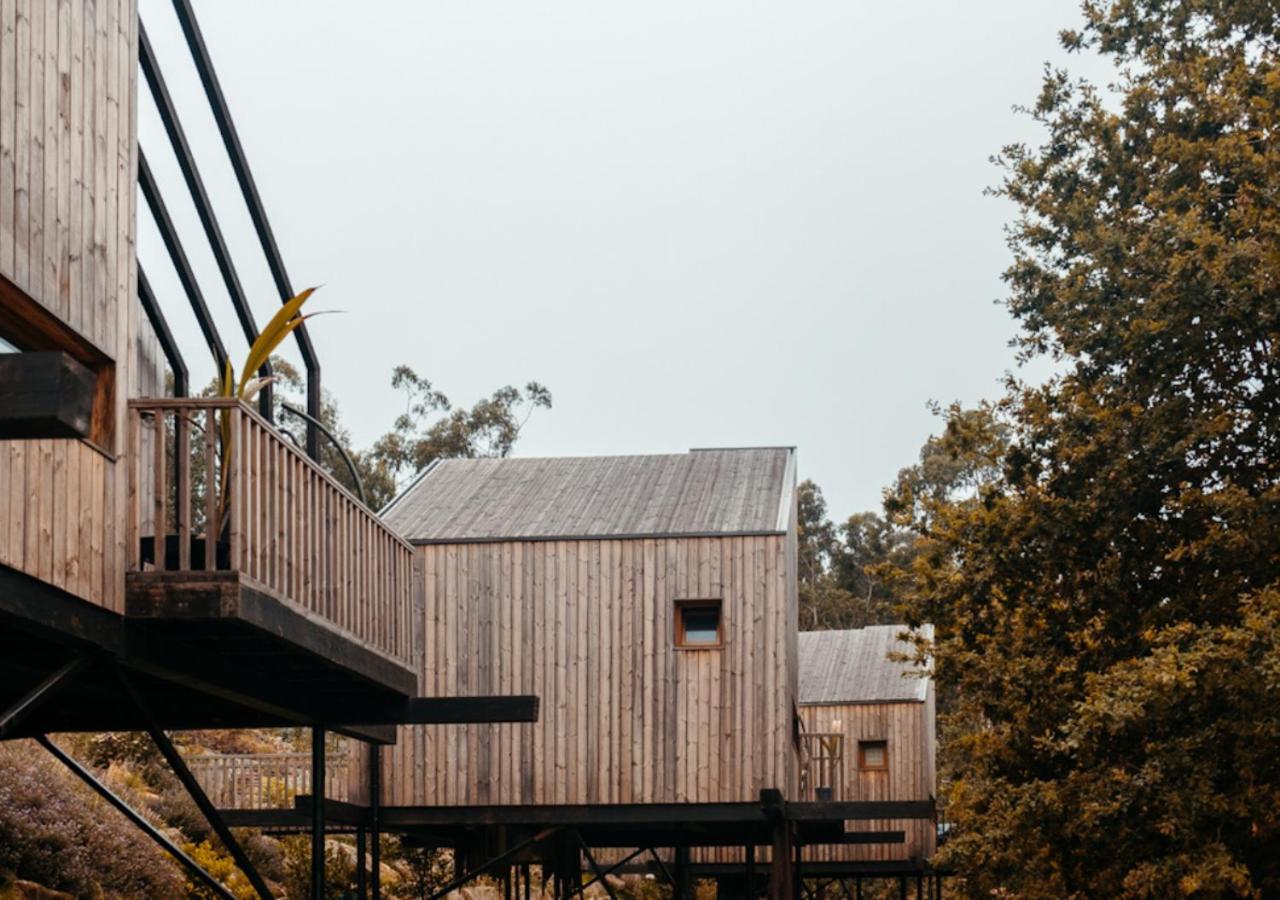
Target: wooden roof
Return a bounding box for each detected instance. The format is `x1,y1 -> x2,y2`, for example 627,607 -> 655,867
797,625 -> 932,705
381,448 -> 796,543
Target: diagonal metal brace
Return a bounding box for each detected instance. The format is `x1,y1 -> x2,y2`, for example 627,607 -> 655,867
572,833 -> 635,900
0,657 -> 88,739
37,736 -> 236,900
426,827 -> 559,900
115,666 -> 275,900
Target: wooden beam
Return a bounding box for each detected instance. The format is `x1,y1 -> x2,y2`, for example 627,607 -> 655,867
0,351 -> 97,439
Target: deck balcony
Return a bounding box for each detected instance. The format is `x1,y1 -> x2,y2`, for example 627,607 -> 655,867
125,398 -> 418,711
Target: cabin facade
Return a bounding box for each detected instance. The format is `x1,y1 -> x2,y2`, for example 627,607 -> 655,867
797,626 -> 937,865
369,448 -> 801,808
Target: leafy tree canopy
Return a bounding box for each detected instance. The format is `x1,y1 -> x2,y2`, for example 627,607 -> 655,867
890,1 -> 1280,895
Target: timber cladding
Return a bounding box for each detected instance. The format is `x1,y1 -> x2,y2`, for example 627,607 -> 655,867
379,532 -> 799,807
796,691 -> 937,863
0,0 -> 145,613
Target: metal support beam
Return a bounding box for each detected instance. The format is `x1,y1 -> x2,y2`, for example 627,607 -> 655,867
647,847 -> 677,889
370,746 -> 382,900
356,826 -> 367,900
137,22 -> 272,419
425,828 -> 559,900
37,736 -> 236,900
168,0 -> 322,458
115,668 -> 274,900
137,265 -> 189,397
0,657 -> 87,739
572,833 -> 634,900
138,147 -> 228,376
311,727 -> 326,900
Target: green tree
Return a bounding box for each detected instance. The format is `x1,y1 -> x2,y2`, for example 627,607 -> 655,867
891,3 -> 1280,895
261,360 -> 551,510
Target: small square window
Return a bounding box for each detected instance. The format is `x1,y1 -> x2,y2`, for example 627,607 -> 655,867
675,599 -> 722,648
859,740 -> 888,771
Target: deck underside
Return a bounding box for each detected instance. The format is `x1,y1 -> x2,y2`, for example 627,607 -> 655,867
0,564 -> 415,742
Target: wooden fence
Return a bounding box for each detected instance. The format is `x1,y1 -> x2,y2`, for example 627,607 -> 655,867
127,398 -> 416,666
186,751 -> 350,810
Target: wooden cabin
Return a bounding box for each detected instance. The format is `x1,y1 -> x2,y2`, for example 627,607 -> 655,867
0,0 -> 425,740
367,447 -> 801,809
796,626 -> 936,864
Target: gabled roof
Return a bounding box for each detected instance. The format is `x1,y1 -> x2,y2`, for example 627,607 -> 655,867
797,625 -> 932,705
381,447 -> 796,544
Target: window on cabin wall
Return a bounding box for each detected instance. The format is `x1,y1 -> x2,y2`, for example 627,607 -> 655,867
859,740 -> 888,771
674,599 -> 723,648
0,281 -> 114,444
858,739 -> 888,770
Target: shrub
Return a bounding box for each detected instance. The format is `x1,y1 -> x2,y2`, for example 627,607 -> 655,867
0,740 -> 183,898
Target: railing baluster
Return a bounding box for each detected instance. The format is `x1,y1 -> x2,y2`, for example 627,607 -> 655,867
127,408 -> 141,569
153,411 -> 167,570
228,405 -> 241,570
176,412 -> 191,570
204,407 -> 217,571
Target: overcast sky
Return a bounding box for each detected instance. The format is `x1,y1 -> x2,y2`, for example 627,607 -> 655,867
137,0 -> 1109,519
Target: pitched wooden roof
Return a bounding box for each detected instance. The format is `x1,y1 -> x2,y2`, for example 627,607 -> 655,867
381,447 -> 795,543
797,625 -> 932,705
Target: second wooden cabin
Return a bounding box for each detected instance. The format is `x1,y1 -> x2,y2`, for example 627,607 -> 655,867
373,447 -> 800,807
797,626 -> 937,864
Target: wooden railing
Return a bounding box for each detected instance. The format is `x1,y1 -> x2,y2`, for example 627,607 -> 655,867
186,751 -> 350,810
127,398 -> 415,667
799,732 -> 844,801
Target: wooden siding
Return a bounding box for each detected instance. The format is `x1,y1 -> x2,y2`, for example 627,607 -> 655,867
375,533 -> 799,807
0,0 -> 139,612
797,691 -> 937,863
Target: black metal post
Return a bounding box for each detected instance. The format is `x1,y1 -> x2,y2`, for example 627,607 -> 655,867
899,876 -> 907,900
37,736 -> 236,900
370,744 -> 382,900
137,266 -> 189,397
169,0 -> 322,458
746,834 -> 756,899
311,727 -> 326,900
137,21 -> 272,419
0,657 -> 87,739
138,148 -> 229,375
674,846 -> 690,900
917,874 -> 923,900
356,826 -> 367,900
115,669 -> 273,900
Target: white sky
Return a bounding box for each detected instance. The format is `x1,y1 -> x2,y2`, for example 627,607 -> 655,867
137,0 -> 1109,519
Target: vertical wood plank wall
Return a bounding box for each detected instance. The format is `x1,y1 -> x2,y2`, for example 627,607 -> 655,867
0,0 -> 140,612
376,534 -> 799,807
797,690 -> 937,862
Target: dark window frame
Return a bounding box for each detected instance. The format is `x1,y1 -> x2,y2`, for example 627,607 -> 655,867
858,739 -> 888,771
674,598 -> 724,650
0,275 -> 115,447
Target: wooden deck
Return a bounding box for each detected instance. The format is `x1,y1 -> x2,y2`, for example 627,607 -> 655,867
124,398 -> 418,694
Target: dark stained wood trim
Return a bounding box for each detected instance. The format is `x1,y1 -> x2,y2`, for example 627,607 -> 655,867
673,598 -> 724,650
0,351 -> 98,439
125,570 -> 419,697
